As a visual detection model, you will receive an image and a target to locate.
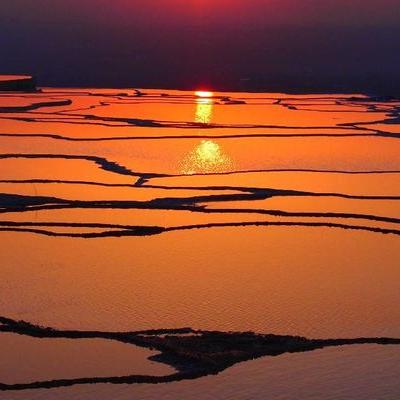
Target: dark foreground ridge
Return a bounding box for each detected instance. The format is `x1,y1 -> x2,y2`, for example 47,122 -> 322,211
0,316 -> 399,391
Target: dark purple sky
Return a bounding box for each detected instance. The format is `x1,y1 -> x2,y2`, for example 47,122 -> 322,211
3,0 -> 399,26
1,0 -> 400,92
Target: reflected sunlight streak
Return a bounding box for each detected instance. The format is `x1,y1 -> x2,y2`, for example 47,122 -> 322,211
181,94 -> 234,174
195,98 -> 213,124
181,140 -> 234,175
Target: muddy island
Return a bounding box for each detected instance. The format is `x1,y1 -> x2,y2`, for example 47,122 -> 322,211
0,316 -> 399,391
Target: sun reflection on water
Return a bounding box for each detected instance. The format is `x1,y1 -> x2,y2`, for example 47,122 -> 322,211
181,140 -> 234,175
195,98 -> 213,124
181,93 -> 234,174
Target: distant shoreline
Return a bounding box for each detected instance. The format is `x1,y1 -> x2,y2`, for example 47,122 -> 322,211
1,73 -> 399,96
0,75 -> 37,92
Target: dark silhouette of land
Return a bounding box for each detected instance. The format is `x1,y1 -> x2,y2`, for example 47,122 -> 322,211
0,316 -> 399,391
0,75 -> 36,92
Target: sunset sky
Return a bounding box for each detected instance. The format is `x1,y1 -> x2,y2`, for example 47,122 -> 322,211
1,0 -> 399,91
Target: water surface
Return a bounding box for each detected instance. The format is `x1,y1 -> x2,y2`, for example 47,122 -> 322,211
0,86 -> 399,397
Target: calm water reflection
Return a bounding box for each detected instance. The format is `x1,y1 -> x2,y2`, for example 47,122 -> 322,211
195,98 -> 213,124
181,94 -> 234,174
0,86 -> 399,398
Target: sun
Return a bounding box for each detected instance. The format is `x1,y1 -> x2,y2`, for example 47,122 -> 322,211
195,91 -> 214,98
